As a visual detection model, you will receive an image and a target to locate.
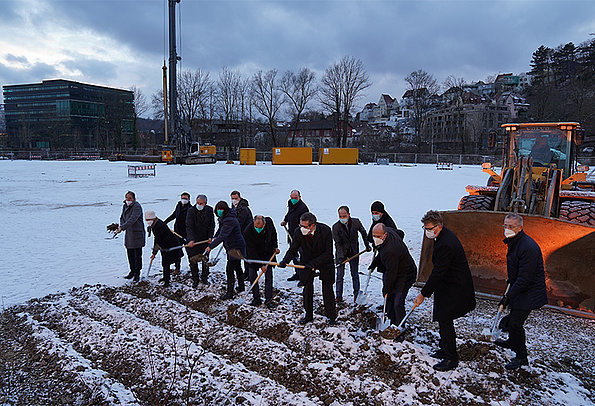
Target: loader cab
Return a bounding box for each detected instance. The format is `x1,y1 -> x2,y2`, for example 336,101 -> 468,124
503,123 -> 579,179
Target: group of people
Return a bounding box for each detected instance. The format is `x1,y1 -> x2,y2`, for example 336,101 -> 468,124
117,190 -> 547,372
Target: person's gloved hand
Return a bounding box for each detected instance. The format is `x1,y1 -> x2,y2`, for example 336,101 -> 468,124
368,264 -> 375,272
302,265 -> 312,272
498,295 -> 510,309
278,261 -> 287,268
365,245 -> 372,252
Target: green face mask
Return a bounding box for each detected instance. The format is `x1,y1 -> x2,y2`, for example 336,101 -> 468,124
290,198 -> 298,205
216,209 -> 224,217
254,227 -> 264,234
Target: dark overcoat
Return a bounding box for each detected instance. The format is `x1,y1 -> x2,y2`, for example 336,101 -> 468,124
185,204 -> 216,257
370,228 -> 417,296
243,216 -> 278,262
420,226 -> 476,321
164,201 -> 190,239
367,211 -> 404,243
283,199 -> 309,241
209,208 -> 246,258
235,198 -> 254,232
119,201 -> 145,249
504,230 -> 548,310
150,218 -> 183,266
282,222 -> 335,283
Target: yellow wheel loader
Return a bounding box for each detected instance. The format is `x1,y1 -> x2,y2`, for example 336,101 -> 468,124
418,122 -> 595,316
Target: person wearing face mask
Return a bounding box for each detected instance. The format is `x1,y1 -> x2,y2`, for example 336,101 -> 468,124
278,212 -> 336,326
368,223 -> 417,333
242,215 -> 280,308
332,205 -> 371,303
414,210 -> 476,372
494,213 -> 547,370
164,192 -> 191,275
186,194 -> 216,288
204,201 -> 247,299
367,201 -> 404,245
230,190 -> 253,281
281,190 -> 309,282
118,191 -> 145,282
145,211 -> 183,288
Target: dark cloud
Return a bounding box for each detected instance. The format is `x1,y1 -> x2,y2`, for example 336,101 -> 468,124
0,61 -> 60,88
5,54 -> 29,64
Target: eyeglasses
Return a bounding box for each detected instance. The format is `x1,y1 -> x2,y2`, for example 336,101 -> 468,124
422,224 -> 439,231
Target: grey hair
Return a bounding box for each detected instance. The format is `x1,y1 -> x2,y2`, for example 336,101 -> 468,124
421,210 -> 443,226
290,189 -> 301,197
253,215 -> 266,224
300,212 -> 317,225
505,213 -> 523,226
196,194 -> 207,203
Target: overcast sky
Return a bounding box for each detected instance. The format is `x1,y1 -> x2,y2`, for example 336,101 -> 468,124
1,0 -> 594,117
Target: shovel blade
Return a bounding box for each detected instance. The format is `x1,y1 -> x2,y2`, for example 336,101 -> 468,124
377,319 -> 391,331
355,292 -> 369,306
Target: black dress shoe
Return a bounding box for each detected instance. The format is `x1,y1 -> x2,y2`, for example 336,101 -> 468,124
494,339 -> 512,349
163,282 -> 170,288
265,302 -> 276,310
505,357 -> 528,370
287,273 -> 300,281
220,292 -> 234,300
124,272 -> 134,279
430,349 -> 446,359
298,316 -> 313,325
297,281 -> 306,287
191,277 -> 199,289
433,359 -> 458,371
236,286 -> 245,293
249,299 -> 262,306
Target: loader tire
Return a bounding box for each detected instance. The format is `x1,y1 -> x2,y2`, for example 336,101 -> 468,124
558,201 -> 595,226
457,195 -> 495,211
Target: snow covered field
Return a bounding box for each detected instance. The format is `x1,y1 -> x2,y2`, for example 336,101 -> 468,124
0,160 -> 487,308
1,160 -> 593,406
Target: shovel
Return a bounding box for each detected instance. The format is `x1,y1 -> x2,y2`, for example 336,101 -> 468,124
207,245 -> 224,267
238,253 -> 276,305
228,249 -> 306,269
394,303 -> 419,337
355,268 -> 374,306
145,254 -> 156,278
336,249 -> 368,268
482,284 -> 511,341
376,294 -> 391,331
161,239 -> 210,253
283,224 -> 293,243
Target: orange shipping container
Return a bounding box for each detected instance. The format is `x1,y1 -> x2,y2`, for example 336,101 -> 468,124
199,146 -> 216,155
240,148 -> 256,165
271,147 -> 312,165
319,148 -> 358,165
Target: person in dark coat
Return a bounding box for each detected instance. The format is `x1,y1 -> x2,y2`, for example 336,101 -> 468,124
278,212 -> 336,325
495,213 -> 548,370
231,190 -> 253,280
367,201 -> 404,243
164,192 -> 191,275
414,210 -> 476,372
243,215 -> 280,307
281,190 -> 309,282
145,211 -> 183,288
186,194 -> 216,288
118,191 -> 145,282
205,201 -> 247,300
332,205 -> 371,302
369,223 -> 417,328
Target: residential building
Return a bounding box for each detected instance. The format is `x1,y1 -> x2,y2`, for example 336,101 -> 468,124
286,120 -> 353,147
3,79 -> 134,149
378,94 -> 396,117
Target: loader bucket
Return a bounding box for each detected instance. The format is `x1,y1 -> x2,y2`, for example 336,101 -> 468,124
417,210 -> 595,315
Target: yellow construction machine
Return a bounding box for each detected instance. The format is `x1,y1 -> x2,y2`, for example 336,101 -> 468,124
418,122 -> 595,315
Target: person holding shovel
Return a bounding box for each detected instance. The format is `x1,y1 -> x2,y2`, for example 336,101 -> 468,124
164,192 -> 191,275
243,215 -> 280,308
281,190 -> 309,282
278,212 -> 337,326
118,191 -> 145,282
145,211 -> 183,288
204,201 -> 246,300
332,205 -> 371,303
369,223 -> 417,334
495,213 -> 547,370
186,194 -> 215,288
414,210 -> 476,372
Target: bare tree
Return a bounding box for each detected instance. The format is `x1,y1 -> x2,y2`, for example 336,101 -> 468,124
251,69 -> 285,146
404,69 -> 440,149
217,68 -> 243,150
443,75 -> 467,153
151,89 -> 166,121
339,56 -> 371,147
178,69 -> 212,141
320,63 -> 343,146
280,68 -> 317,146
131,86 -> 149,118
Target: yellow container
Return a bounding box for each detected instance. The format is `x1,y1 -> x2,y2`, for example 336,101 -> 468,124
319,148 -> 358,165
161,150 -> 173,162
199,145 -> 216,155
272,147 -> 312,165
240,148 -> 256,165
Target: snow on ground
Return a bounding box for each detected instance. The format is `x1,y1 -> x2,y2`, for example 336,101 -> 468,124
1,160 -> 594,406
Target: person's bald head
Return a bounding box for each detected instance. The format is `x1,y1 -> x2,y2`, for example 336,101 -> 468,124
372,223 -> 387,239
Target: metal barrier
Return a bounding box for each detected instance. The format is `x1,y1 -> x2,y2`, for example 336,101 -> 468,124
127,164 -> 156,178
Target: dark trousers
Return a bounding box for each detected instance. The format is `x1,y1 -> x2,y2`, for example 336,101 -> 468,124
508,309 -> 531,359
189,260 -> 209,282
438,319 -> 458,361
225,258 -> 245,294
126,248 -> 142,274
336,257 -> 360,299
302,272 -> 336,320
248,264 -> 273,303
387,284 -> 414,326
162,264 -> 171,284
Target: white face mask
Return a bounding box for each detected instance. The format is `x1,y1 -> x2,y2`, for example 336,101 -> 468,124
181,199 -> 189,205
425,229 -> 437,239
125,200 -> 133,206
231,198 -> 240,206
146,219 -> 154,227
372,214 -> 381,222
301,226 -> 311,235
504,228 -> 517,238
196,204 -> 205,211
373,236 -> 384,246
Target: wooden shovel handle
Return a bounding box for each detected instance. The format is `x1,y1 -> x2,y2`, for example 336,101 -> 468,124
338,249 -> 368,266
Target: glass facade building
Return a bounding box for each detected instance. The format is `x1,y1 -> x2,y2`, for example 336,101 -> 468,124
3,79 -> 134,149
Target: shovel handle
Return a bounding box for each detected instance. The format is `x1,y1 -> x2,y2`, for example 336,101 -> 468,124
337,249 -> 368,267
245,253 -> 277,297
283,224 -> 293,243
